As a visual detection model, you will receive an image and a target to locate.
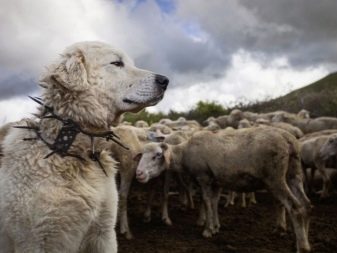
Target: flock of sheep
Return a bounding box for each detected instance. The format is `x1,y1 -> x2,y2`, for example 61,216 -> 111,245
1,108 -> 337,253
112,108 -> 337,253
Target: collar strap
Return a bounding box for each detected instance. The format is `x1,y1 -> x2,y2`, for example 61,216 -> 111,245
14,96 -> 129,176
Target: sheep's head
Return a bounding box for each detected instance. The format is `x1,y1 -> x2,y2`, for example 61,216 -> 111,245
135,142 -> 170,183
319,134 -> 337,160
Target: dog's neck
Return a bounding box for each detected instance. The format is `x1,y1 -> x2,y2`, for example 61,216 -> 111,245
41,86 -> 116,132
30,95 -> 126,155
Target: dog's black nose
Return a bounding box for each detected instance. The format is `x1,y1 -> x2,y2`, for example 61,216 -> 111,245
155,74 -> 169,91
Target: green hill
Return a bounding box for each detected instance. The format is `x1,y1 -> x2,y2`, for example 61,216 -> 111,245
124,72 -> 337,124
241,72 -> 337,117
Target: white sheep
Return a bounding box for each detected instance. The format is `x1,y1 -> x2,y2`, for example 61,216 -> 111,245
109,125 -> 143,239
272,112 -> 337,134
134,120 -> 149,128
135,130 -> 192,226
300,134 -> 337,197
136,127 -> 311,253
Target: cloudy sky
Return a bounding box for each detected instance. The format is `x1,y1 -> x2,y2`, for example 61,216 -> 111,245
0,0 -> 336,123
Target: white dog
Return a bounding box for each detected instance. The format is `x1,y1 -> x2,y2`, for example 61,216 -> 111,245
0,41 -> 168,253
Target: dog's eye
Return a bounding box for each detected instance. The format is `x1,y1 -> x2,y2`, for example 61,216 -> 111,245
110,61 -> 124,67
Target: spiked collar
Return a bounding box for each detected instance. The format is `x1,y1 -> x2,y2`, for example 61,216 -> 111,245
14,96 -> 129,176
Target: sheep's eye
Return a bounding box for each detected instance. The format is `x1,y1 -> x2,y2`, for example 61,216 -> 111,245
152,152 -> 162,160
110,61 -> 124,67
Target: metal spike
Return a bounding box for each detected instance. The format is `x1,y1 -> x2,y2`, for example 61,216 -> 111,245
44,151 -> 56,159
108,131 -> 120,139
23,138 -> 38,141
64,153 -> 86,161
42,115 -> 58,119
34,96 -> 43,101
95,157 -> 108,176
13,125 -> 38,130
28,96 -> 44,106
110,137 -> 129,150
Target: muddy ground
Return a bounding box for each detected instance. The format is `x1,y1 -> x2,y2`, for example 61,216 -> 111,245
118,191 -> 337,253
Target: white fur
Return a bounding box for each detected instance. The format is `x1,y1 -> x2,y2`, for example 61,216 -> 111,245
0,41 -> 167,253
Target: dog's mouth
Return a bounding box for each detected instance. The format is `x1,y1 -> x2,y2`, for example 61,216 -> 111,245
123,93 -> 164,106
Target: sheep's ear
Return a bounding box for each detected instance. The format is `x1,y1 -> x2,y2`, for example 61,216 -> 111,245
43,50 -> 90,91
160,143 -> 171,168
133,153 -> 142,162
160,143 -> 168,151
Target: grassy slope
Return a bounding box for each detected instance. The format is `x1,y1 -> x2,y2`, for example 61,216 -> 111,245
243,72 -> 337,117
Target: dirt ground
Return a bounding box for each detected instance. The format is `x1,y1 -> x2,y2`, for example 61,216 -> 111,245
118,191 -> 337,253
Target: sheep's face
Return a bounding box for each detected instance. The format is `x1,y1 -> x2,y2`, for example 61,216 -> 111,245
319,135 -> 337,160
135,143 -> 170,183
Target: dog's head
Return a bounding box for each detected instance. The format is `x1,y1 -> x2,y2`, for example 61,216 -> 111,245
40,41 -> 168,127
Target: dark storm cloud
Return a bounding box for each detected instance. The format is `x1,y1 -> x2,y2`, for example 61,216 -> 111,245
0,72 -> 36,99
0,0 -> 336,101
177,0 -> 337,69
240,0 -> 337,66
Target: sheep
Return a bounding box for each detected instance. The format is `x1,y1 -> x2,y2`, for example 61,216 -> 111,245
215,115 -> 229,128
256,118 -> 271,124
113,122 -> 174,238
203,120 -> 221,132
109,125 -> 143,239
298,109 -> 310,119
159,118 -> 183,129
101,124 -> 164,239
204,116 -> 216,124
242,111 -> 260,122
226,119 -> 257,208
121,120 -> 132,126
136,127 -> 311,253
300,129 -> 337,142
257,121 -> 304,139
136,130 -> 192,226
130,126 -> 150,143
161,131 -> 194,223
135,120 -> 149,128
210,109 -> 246,129
238,119 -> 252,129
226,109 -> 244,128
127,124 -> 166,144
300,134 -> 337,197
224,191 -> 257,208
272,112 -> 337,134
159,118 -> 173,125
149,123 -> 173,135
177,116 -> 187,123
163,118 -> 201,133
182,120 -> 201,132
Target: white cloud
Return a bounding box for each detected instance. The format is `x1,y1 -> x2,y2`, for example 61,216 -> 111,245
0,0 -> 142,72
149,51 -> 328,113
0,0 -> 335,123
0,96 -> 37,124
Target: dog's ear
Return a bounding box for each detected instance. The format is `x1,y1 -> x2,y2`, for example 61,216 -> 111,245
41,49 -> 90,91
